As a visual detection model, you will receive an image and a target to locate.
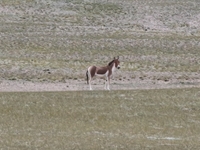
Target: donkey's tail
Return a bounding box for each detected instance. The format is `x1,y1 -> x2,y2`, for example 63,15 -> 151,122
86,70 -> 89,84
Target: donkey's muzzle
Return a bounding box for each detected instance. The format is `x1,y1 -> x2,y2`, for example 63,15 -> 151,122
117,66 -> 120,69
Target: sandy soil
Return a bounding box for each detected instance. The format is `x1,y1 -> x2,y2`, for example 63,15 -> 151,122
1,77 -> 200,92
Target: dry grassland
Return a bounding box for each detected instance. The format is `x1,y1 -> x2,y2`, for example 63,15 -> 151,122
0,88 -> 200,149
0,1 -> 200,149
0,0 -> 200,83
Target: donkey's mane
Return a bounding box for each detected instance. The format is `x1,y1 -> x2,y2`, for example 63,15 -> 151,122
108,60 -> 114,66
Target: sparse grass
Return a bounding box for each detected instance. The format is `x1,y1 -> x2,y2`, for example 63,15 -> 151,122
1,0 -> 33,5
0,0 -> 200,82
0,88 -> 200,149
1,1 -> 200,148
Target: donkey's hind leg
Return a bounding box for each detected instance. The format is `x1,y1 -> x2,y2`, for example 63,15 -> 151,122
89,79 -> 92,90
87,69 -> 93,90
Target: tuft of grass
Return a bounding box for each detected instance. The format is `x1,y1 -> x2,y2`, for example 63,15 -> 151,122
0,88 -> 200,149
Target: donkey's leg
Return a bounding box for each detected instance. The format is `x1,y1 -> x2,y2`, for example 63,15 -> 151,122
87,69 -> 93,90
104,79 -> 107,90
107,78 -> 110,90
88,75 -> 93,90
89,79 -> 92,90
106,76 -> 111,90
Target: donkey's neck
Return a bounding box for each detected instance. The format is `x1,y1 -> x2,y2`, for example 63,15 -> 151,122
108,62 -> 113,68
108,62 -> 116,72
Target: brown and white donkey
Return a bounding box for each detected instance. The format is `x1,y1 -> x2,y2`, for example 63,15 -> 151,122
86,56 -> 120,90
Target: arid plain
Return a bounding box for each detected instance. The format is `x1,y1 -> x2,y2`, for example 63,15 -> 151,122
0,0 -> 200,91
1,0 -> 200,149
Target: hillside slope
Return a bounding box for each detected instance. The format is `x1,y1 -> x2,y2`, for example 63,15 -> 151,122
0,0 -> 200,84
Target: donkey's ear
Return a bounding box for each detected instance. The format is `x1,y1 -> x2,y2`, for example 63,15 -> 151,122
113,57 -> 116,60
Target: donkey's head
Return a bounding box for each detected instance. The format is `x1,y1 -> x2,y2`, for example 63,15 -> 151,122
114,56 -> 120,69
108,56 -> 120,69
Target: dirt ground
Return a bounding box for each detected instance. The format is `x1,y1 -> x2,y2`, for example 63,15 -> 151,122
1,75 -> 200,92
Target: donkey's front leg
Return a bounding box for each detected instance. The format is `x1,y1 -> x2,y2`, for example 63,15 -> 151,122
104,80 -> 107,90
106,77 -> 111,90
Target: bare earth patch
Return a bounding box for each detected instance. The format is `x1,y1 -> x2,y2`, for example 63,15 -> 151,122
1,76 -> 200,92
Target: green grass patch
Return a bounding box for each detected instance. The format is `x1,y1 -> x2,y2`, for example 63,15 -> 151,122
0,88 -> 200,149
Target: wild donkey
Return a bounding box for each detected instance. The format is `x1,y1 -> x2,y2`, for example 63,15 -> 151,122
86,56 -> 120,90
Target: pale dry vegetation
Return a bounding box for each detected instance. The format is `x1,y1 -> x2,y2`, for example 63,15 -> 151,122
0,0 -> 200,83
1,1 -> 200,149
1,88 -> 200,149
